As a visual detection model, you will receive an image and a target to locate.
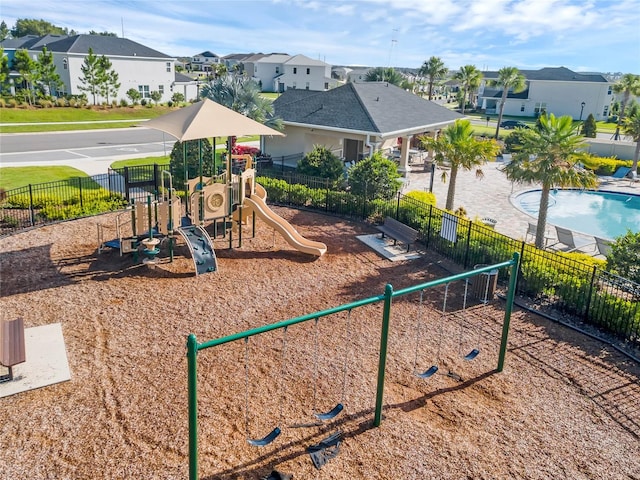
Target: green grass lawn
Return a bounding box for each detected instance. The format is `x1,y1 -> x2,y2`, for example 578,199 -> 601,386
0,165 -> 89,191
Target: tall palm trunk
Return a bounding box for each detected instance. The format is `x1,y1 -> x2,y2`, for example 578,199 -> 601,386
445,165 -> 458,211
494,90 -> 508,138
535,184 -> 551,249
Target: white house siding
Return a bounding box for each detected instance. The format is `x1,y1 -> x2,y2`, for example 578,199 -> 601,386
57,53 -> 175,104
526,81 -> 612,120
278,64 -> 333,91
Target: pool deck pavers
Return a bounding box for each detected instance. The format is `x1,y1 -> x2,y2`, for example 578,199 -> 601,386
403,159 -> 639,248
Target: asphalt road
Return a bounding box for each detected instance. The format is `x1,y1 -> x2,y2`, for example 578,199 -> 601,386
0,128 -> 175,175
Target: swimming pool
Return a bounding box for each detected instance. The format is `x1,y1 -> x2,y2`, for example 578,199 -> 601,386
514,189 -> 640,240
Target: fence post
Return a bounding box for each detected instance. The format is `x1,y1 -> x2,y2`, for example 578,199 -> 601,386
395,191 -> 401,220
124,167 -> 130,202
498,252 -> 520,372
425,204 -> 433,248
154,164 -> 160,194
28,184 -> 35,226
77,177 -> 84,211
462,220 -> 473,269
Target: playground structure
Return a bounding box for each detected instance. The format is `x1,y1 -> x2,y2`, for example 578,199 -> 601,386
98,153 -> 327,275
186,254 -> 520,480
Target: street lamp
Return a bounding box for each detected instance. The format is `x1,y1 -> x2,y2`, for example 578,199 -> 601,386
580,101 -> 585,121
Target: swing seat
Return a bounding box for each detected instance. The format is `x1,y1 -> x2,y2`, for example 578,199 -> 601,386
416,365 -> 438,378
464,349 -> 480,361
315,403 -> 343,421
247,427 -> 281,447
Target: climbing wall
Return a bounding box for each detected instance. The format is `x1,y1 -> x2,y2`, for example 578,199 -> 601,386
176,225 -> 218,275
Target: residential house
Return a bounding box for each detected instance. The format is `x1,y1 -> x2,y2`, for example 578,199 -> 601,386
1,34 -> 176,104
189,51 -> 222,72
248,53 -> 338,92
171,72 -> 202,102
264,82 -> 463,169
477,67 -> 612,120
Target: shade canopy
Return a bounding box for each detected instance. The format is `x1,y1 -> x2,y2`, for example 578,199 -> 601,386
140,98 -> 284,141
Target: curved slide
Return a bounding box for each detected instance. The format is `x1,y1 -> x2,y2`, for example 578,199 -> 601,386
243,195 -> 327,257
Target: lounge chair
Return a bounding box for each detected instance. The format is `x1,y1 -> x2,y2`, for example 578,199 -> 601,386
525,222 -> 554,246
630,170 -> 639,186
594,237 -> 612,257
549,226 -> 596,253
599,166 -> 631,183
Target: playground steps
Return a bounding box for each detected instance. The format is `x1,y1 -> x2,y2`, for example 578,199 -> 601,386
176,225 -> 218,275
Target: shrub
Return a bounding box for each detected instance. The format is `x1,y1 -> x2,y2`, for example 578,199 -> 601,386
576,153 -> 630,175
7,98 -> 17,108
607,230 -> 640,284
140,98 -> 147,106
55,98 -> 67,107
297,145 -> 344,183
120,99 -> 128,107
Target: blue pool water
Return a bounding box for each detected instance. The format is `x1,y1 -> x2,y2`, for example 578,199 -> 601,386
514,189 -> 640,240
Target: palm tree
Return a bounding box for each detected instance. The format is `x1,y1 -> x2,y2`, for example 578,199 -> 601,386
419,119 -> 500,211
612,73 -> 640,140
622,111 -> 640,174
494,67 -> 526,139
454,65 -> 482,115
364,67 -> 403,86
419,56 -> 448,100
200,75 -> 282,131
503,114 -> 598,249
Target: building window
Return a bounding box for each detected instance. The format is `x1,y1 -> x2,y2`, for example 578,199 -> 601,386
138,85 -> 150,98
324,82 -> 329,90
158,85 -> 164,94
534,102 -> 547,116
63,58 -> 67,70
275,67 -> 279,74
520,103 -> 525,112
293,67 -> 297,74
292,82 -> 296,89
603,105 -> 609,117
166,62 -> 171,73
607,86 -> 612,95
305,82 -> 310,90
306,68 -> 310,74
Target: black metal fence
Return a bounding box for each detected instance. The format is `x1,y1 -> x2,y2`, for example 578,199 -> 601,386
1,166 -> 638,347
256,170 -> 640,348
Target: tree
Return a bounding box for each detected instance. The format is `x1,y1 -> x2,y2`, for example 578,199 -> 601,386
454,65 -> 482,114
0,21 -> 10,41
494,67 -> 526,139
78,48 -> 102,105
0,48 -> 9,87
364,67 -> 403,86
419,56 -> 448,100
150,90 -> 162,106
502,114 -> 598,249
580,113 -> 597,138
200,75 -> 283,131
12,49 -> 38,105
612,73 -> 640,140
297,145 -> 344,183
11,18 -> 68,37
419,119 -> 499,211
96,55 -> 119,105
606,230 -> 640,284
126,88 -> 141,105
169,139 -> 215,188
347,152 -> 401,200
88,30 -> 117,37
622,111 -> 640,174
35,47 -> 63,98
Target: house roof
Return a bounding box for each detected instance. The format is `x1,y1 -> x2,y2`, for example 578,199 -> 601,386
196,51 -> 219,58
174,72 -> 196,83
273,82 -> 463,137
256,54 -> 292,64
481,66 -> 608,83
284,54 -> 328,67
3,34 -> 172,59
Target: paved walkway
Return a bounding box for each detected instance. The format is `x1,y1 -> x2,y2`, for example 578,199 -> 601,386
402,159 -> 638,245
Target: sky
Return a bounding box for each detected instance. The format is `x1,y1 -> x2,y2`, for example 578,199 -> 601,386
2,0 -> 639,74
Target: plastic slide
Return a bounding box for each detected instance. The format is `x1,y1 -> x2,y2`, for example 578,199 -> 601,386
243,195 -> 327,257
176,225 -> 218,275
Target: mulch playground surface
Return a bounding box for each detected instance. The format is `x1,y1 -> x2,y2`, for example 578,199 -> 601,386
0,208 -> 638,479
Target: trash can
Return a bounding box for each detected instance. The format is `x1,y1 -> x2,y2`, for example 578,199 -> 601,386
471,264 -> 498,304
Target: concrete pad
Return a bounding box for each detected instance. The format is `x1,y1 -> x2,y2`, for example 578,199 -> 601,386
0,323 -> 71,398
357,233 -> 422,262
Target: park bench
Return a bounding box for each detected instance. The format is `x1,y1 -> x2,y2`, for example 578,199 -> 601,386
376,217 -> 419,252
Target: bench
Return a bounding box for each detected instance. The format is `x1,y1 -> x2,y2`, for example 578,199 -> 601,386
1,317 -> 26,383
375,217 -> 419,252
